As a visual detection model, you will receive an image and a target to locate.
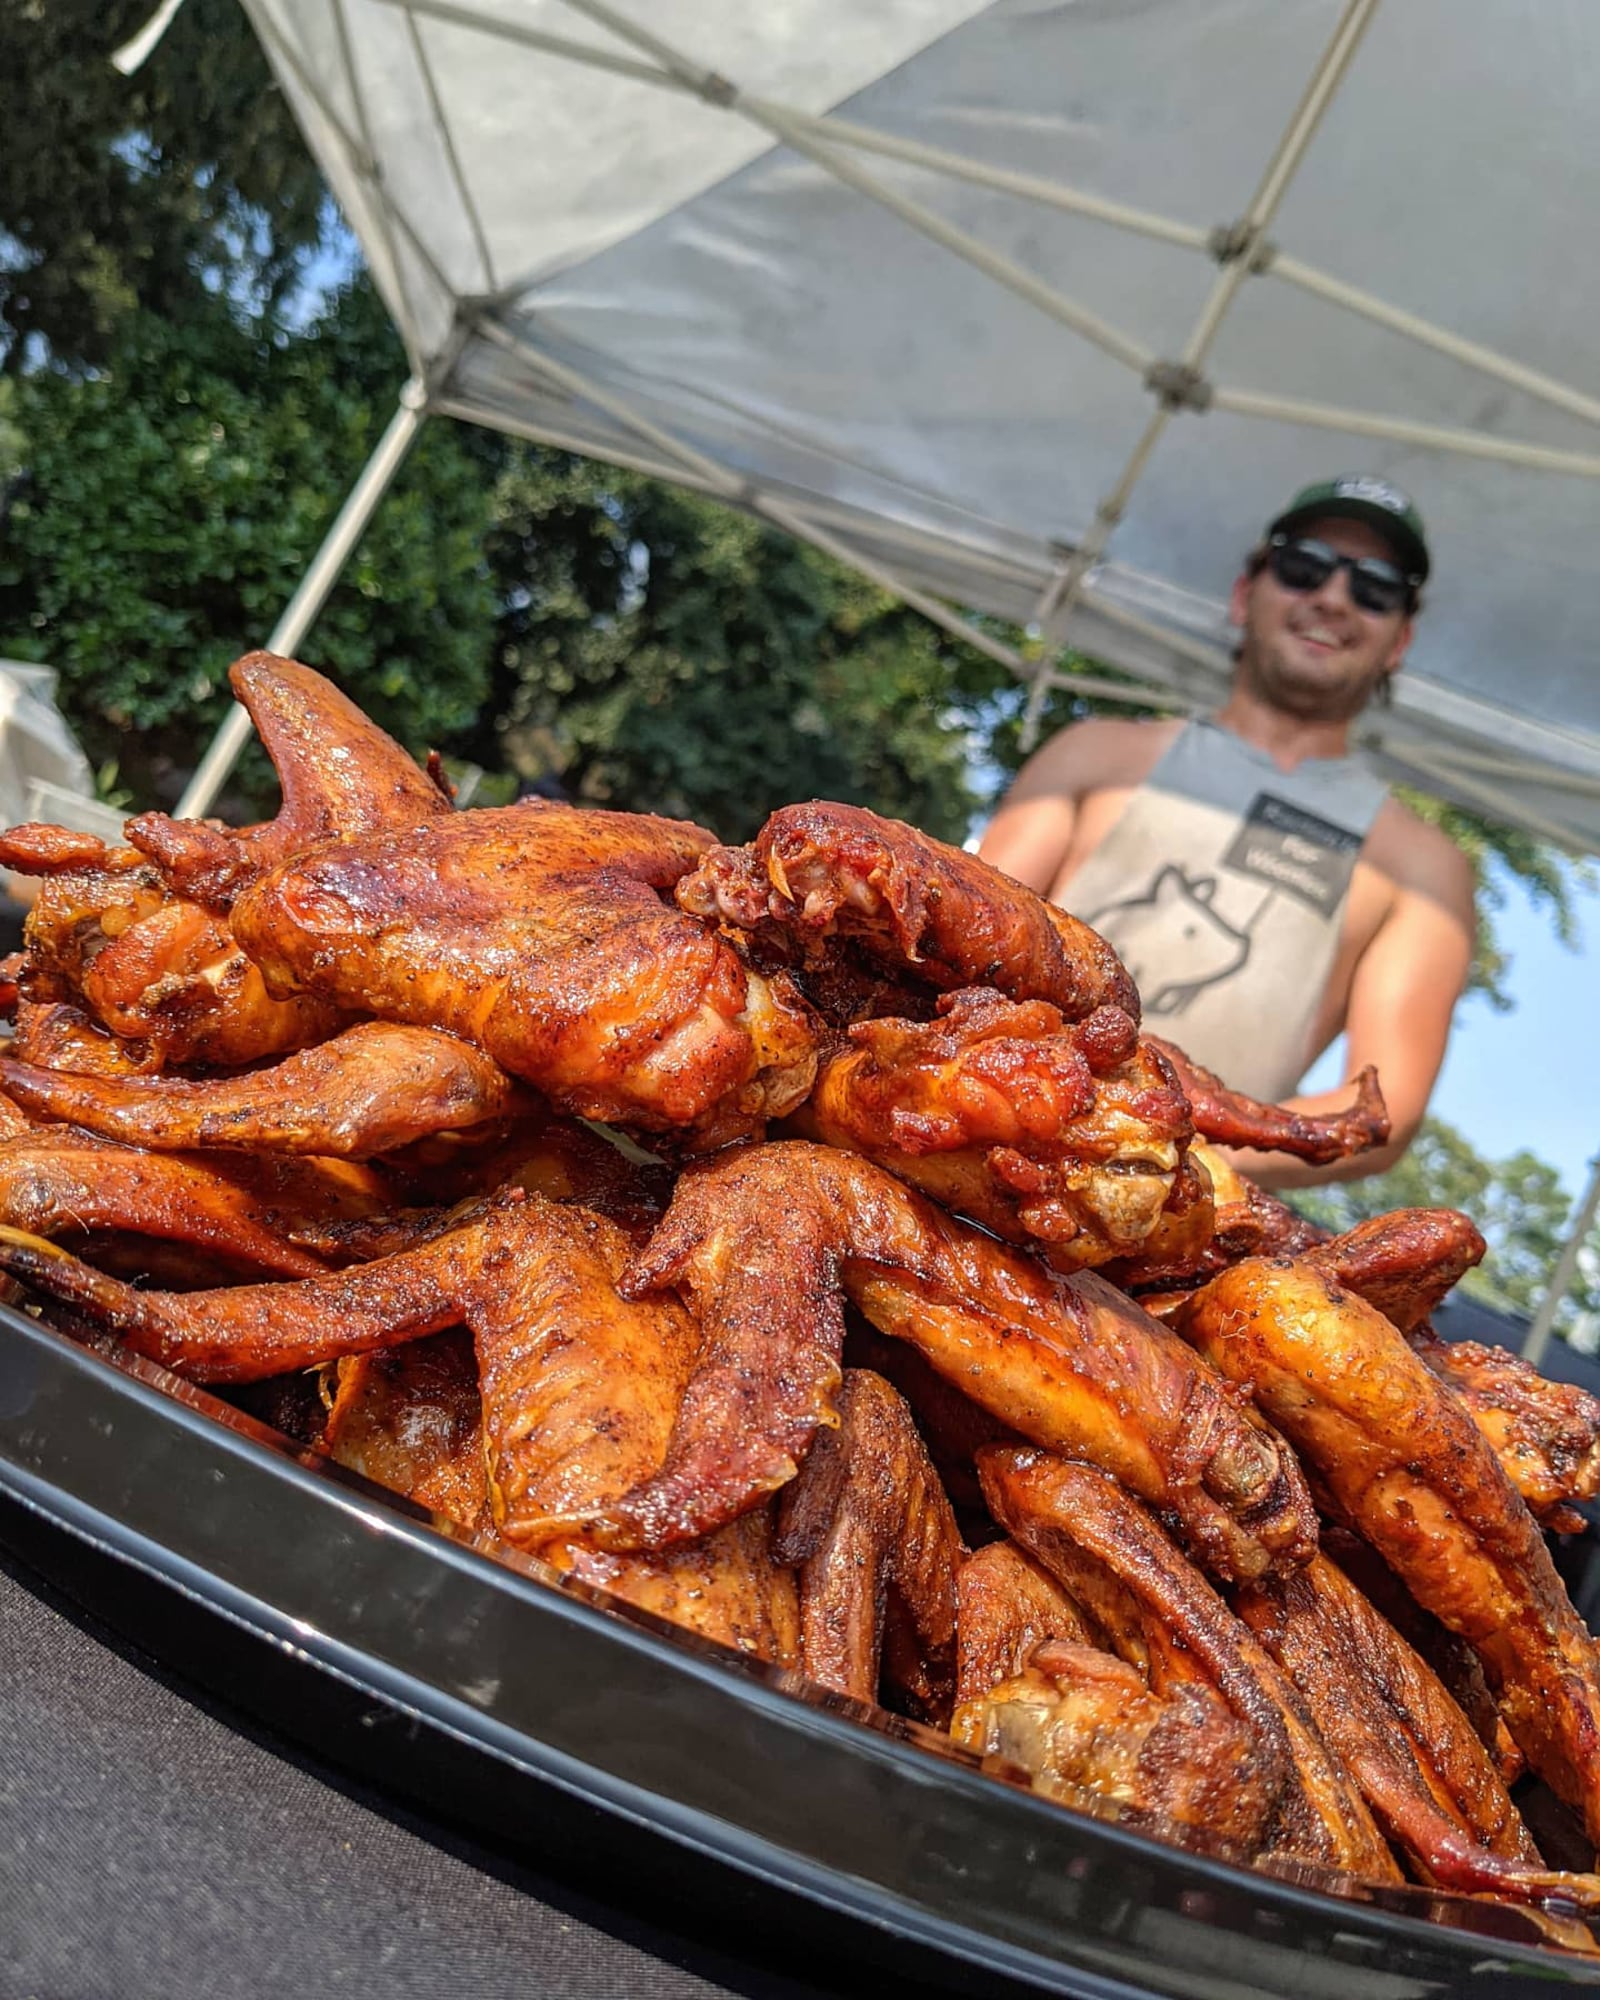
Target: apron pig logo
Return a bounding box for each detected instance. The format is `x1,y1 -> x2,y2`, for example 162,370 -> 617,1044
1087,866 -> 1252,1016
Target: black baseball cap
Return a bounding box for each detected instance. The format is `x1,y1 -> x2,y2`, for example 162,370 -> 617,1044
1266,474 -> 1430,587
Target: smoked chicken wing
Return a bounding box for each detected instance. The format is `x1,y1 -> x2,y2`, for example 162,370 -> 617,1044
599,1141 -> 1315,1584
0,1021 -> 532,1158
772,1368 -> 963,1716
1236,1552 -> 1600,1905
1148,1037 -> 1389,1165
229,801 -> 819,1145
976,1446 -> 1396,1879
952,1644 -> 1281,1858
1177,1255 -> 1600,1846
0,1130 -> 390,1278
790,988 -> 1194,1268
123,651 -> 454,910
954,1541 -> 1100,1704
676,801 -> 1139,1023
1409,1330 -> 1600,1531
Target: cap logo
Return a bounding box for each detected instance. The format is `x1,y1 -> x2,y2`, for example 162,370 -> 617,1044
1332,474 -> 1411,516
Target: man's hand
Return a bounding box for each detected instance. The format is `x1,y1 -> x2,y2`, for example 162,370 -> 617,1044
1224,829 -> 1476,1188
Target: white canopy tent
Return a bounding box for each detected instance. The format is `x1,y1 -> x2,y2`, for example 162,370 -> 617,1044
178,0 -> 1600,858
147,0 -> 1600,1347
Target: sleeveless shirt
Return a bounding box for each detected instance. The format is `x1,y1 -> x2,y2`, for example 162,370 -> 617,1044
1055,719 -> 1389,1101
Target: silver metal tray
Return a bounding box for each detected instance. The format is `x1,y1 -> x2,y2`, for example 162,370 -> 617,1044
2,1301 -> 1597,1998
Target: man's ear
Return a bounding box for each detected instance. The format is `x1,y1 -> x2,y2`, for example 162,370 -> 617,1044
1228,570 -> 1253,628
1384,615 -> 1415,675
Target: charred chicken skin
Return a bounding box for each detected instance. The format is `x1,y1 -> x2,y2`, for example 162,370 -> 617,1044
977,1446 -> 1397,1879
229,800 -> 820,1147
1178,1255 -> 1600,1848
605,1140 -> 1316,1583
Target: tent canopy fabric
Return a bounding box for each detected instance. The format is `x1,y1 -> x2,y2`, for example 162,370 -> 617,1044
240,0 -> 1600,854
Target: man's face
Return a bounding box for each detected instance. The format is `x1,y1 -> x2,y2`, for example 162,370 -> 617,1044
1229,516 -> 1415,722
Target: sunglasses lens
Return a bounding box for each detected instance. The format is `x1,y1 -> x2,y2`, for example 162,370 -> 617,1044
1267,538 -> 1410,615
1268,539 -> 1335,593
1348,563 -> 1409,616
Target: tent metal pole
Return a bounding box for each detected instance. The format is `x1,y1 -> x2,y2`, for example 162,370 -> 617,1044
538,0 -> 1154,375
1521,1153 -> 1600,1368
405,8 -> 498,292
173,380 -> 429,822
1268,254 -> 1600,433
1028,670 -> 1201,712
386,0 -> 1214,270
478,320 -> 1029,675
401,0 -> 1600,451
1391,742 -> 1584,852
1019,0 -> 1382,744
753,109 -> 1154,375
1210,387 -> 1600,478
1400,745 -> 1600,800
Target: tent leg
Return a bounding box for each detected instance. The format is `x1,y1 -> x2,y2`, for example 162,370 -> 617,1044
1520,1152 -> 1600,1368
174,378 -> 429,820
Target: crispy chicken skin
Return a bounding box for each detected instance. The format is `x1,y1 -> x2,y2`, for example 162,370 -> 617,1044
791,989 -> 1194,1267
955,1541 -> 1099,1705
1178,1255 -> 1600,1846
1236,1553 -> 1600,1905
676,800 -> 1140,1023
1410,1329 -> 1600,1530
773,1368 -> 963,1715
0,1131 -> 391,1278
0,1021 -> 531,1159
123,651 -> 455,910
953,1644 -> 1281,1856
1148,1037 -> 1389,1165
600,1141 -> 1315,1583
977,1446 -> 1397,1879
230,801 -> 819,1144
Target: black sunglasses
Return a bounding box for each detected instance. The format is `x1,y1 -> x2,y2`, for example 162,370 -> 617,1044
1262,534 -> 1416,617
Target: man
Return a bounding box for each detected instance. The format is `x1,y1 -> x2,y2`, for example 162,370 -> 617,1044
978,477 -> 1475,1187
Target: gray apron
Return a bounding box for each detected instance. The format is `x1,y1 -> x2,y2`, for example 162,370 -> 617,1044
1056,719 -> 1389,1100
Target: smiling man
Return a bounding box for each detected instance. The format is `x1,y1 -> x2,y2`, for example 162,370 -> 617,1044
978,477 -> 1475,1187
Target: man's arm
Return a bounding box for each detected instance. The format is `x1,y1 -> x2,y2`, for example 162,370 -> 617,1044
1224,833 -> 1477,1189
975,718 -> 1127,894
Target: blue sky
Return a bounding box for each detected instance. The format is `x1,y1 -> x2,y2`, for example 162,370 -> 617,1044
1305,867 -> 1600,1199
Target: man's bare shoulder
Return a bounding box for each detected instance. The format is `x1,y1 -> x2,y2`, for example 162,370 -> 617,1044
1012,714 -> 1182,798
1367,795 -> 1477,913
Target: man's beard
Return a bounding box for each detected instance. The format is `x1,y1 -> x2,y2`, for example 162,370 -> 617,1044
1239,639 -> 1387,724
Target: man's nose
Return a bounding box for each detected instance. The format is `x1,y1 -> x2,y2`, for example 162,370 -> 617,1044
1306,562 -> 1356,613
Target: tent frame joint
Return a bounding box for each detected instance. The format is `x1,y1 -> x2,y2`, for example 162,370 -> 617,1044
1143,360 -> 1213,413
1208,218 -> 1275,272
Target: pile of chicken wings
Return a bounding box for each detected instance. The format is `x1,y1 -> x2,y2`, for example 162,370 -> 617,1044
4,652 -> 1600,1932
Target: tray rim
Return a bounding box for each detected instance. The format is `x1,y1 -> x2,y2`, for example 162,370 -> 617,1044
3,1301 -> 1598,1998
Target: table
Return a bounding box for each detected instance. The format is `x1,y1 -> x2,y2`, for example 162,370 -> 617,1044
0,1494 -> 990,2000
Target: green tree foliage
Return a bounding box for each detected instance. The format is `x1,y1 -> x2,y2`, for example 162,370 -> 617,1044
0,278 -> 496,807
1292,1116 -> 1600,1333
471,449 -> 999,842
1,0 -> 326,371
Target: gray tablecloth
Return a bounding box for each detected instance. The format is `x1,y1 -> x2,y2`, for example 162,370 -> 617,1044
0,1515 -> 933,2000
